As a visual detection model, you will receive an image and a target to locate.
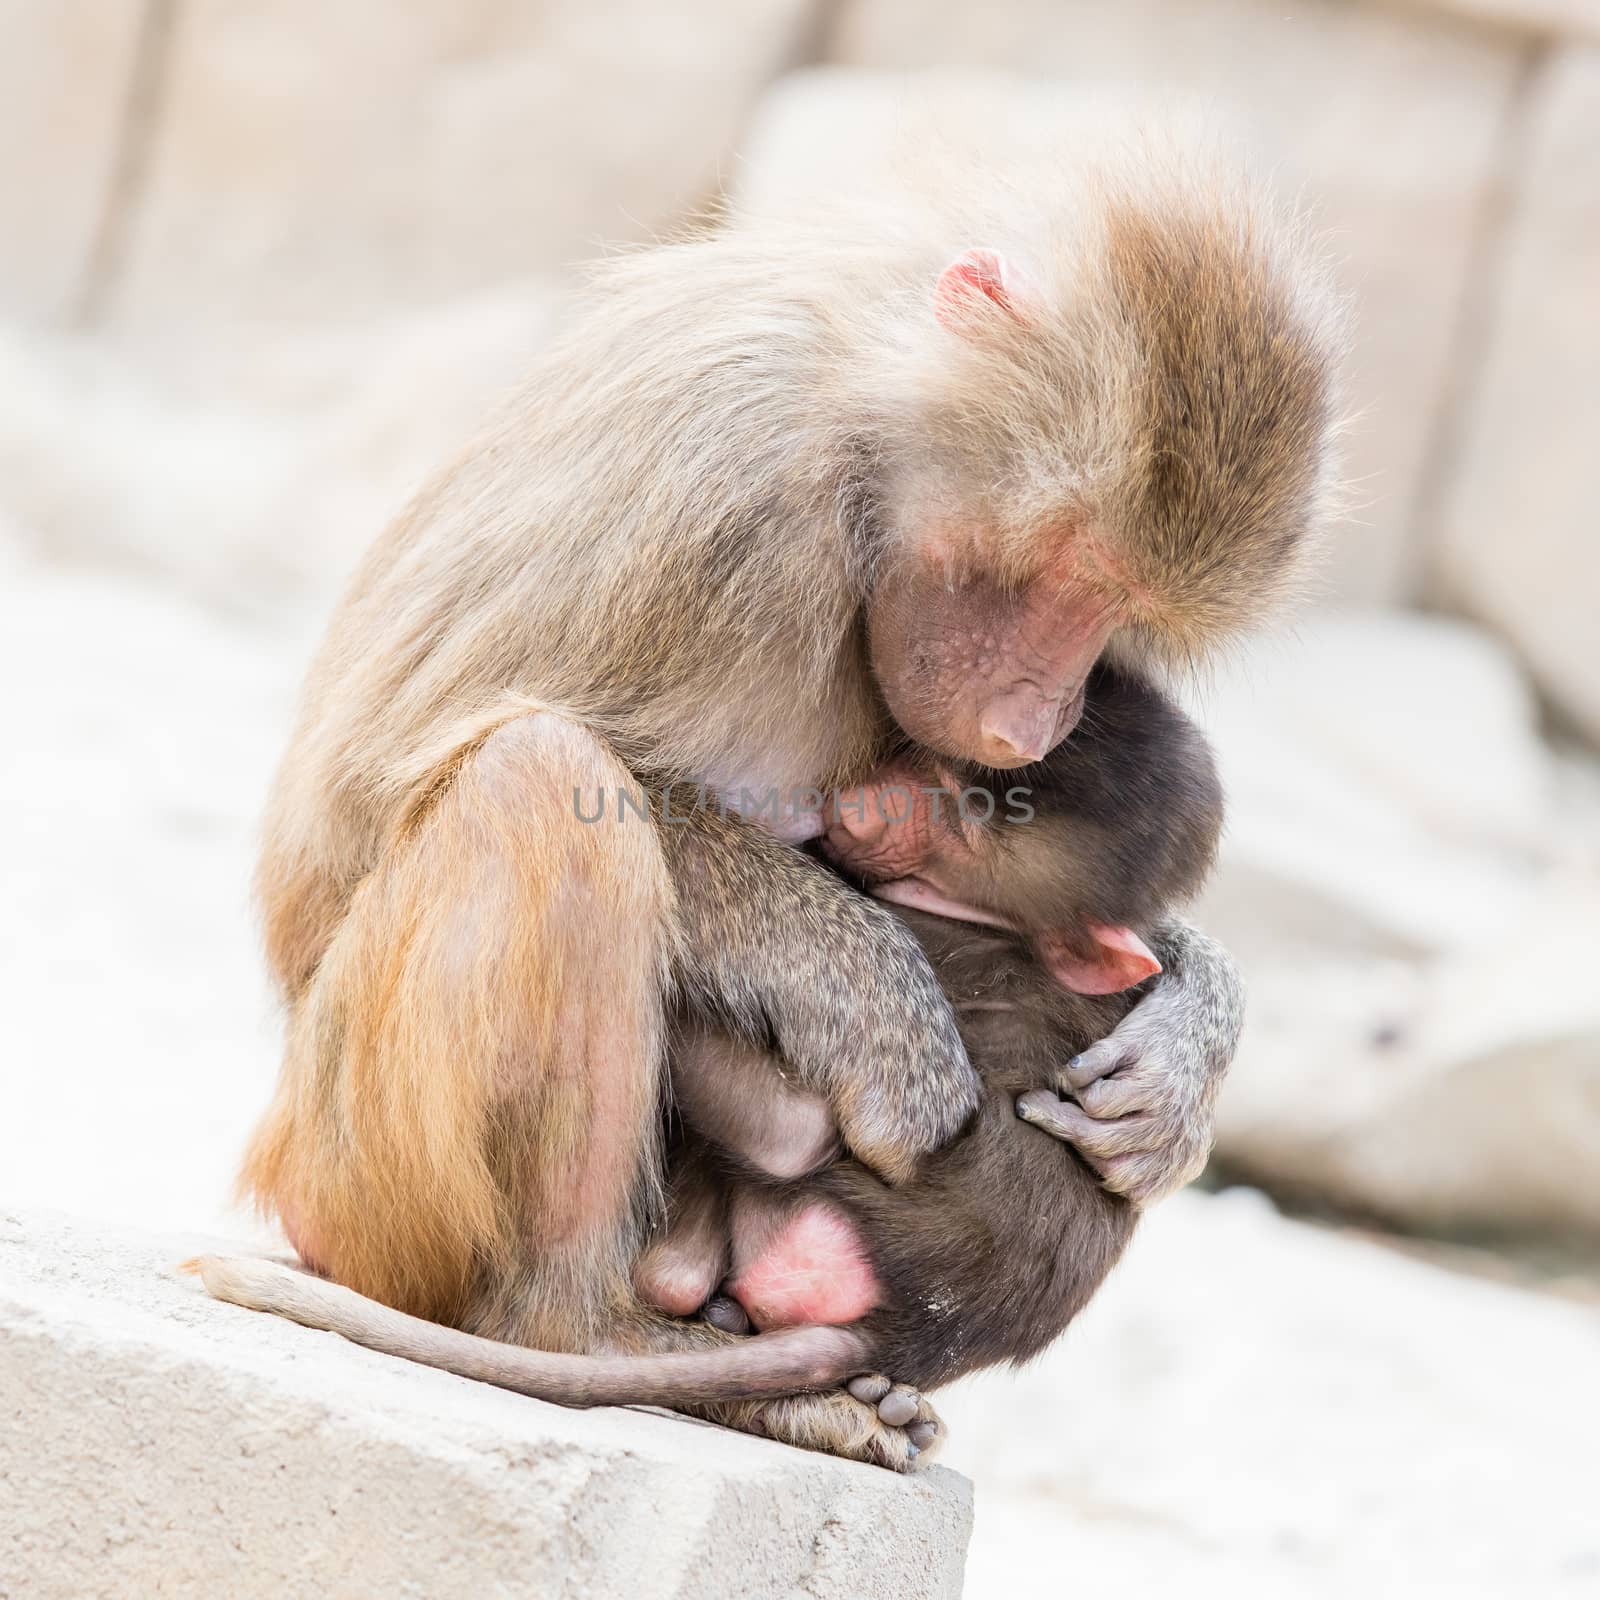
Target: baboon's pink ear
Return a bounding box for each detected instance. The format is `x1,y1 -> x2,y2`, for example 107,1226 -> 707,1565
1035,924 -> 1162,996
934,249 -> 1028,332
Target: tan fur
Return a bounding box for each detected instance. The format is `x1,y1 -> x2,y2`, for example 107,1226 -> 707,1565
240,127 -> 1344,1459
243,706 -> 675,1332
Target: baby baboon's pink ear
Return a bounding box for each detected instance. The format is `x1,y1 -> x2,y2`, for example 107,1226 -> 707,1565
1036,924 -> 1162,996
934,249 -> 1029,332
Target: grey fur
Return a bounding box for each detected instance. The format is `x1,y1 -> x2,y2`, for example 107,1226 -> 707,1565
658,801 -> 980,1183
1021,919 -> 1245,1204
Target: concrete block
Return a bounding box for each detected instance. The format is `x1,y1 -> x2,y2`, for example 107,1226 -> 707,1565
0,1208 -> 972,1599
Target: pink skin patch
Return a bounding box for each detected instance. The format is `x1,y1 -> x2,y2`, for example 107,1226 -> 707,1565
728,1205 -> 881,1330
964,574 -> 1114,765
867,549 -> 1119,770
933,248 -> 1022,331
870,876 -> 1012,929
820,762 -> 964,885
1037,923 -> 1162,995
978,677 -> 1089,768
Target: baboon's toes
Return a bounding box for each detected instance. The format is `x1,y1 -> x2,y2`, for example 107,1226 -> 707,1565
876,1384 -> 920,1427
847,1372 -> 928,1434
847,1373 -> 892,1405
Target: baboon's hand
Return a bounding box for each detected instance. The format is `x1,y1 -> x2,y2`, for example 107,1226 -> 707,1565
815,912 -> 980,1184
1016,922 -> 1244,1206
661,803 -> 980,1185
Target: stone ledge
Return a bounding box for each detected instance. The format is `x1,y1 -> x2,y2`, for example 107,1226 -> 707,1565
0,1208 -> 971,1600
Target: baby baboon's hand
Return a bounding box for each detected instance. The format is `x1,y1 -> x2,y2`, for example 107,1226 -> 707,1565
1017,922 -> 1244,1206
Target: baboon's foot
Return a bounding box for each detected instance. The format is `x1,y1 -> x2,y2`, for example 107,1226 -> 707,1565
704,1380 -> 943,1471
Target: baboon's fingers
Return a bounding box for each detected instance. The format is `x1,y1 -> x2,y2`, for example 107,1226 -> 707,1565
1015,1093 -> 1162,1159
1085,1147 -> 1206,1207
1072,1073 -> 1155,1118
1020,1089 -> 1213,1206
1056,1038 -> 1136,1092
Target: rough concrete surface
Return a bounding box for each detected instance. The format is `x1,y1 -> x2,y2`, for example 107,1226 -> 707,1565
0,1208 -> 972,1600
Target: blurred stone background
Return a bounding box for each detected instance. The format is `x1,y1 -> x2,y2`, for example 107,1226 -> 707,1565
2,2 -> 1597,1595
